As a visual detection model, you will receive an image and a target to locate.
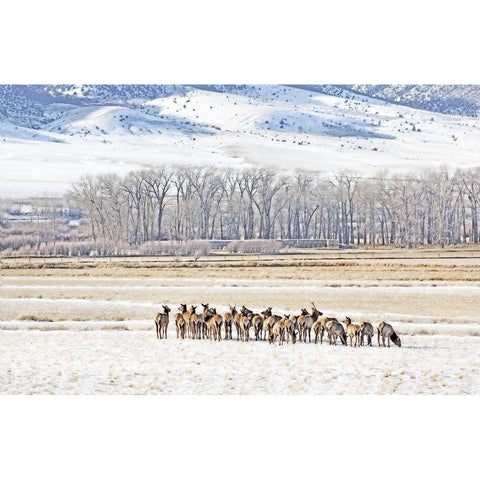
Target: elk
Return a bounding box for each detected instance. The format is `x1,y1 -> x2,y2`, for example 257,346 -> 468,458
377,322 -> 401,347
261,307 -> 281,340
359,322 -> 374,346
284,315 -> 297,344
201,303 -> 214,339
155,305 -> 171,339
326,318 -> 347,346
239,312 -> 252,342
230,305 -> 243,341
310,302 -> 322,321
269,316 -> 286,345
223,306 -> 234,340
189,305 -> 202,340
180,303 -> 193,339
312,319 -> 323,344
298,308 -> 314,343
207,308 -> 223,341
319,315 -> 337,344
252,314 -> 263,341
343,316 -> 361,347
310,302 -> 325,343
174,304 -> 187,339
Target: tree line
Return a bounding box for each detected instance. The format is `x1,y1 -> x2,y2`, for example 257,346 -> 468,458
69,164 -> 480,249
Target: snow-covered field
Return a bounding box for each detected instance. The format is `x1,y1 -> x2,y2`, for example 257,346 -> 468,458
1,271 -> 479,394
3,85 -> 480,197
1,329 -> 478,394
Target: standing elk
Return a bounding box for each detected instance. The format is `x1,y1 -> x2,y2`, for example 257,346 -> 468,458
180,303 -> 193,339
326,318 -> 348,346
252,314 -> 264,341
239,311 -> 252,342
377,322 -> 401,347
230,305 -> 243,341
155,305 -> 171,340
201,303 -> 214,339
174,304 -> 187,339
269,316 -> 287,345
298,308 -> 314,343
206,308 -> 223,341
310,302 -> 322,321
261,307 -> 281,340
359,322 -> 374,346
343,316 -> 361,347
189,305 -> 202,340
223,307 -> 233,340
311,310 -> 331,344
284,315 -> 297,344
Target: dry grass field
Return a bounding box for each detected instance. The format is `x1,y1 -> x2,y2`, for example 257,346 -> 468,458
1,247 -> 480,394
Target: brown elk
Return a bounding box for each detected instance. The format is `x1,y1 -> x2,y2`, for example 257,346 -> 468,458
223,306 -> 234,340
269,316 -> 286,345
377,322 -> 401,347
284,315 -> 297,344
174,304 -> 187,339
189,305 -> 202,340
180,303 -> 193,339
230,305 -> 243,341
310,302 -> 325,344
155,305 -> 171,339
312,319 -> 323,344
239,311 -> 252,342
261,307 -> 281,340
343,316 -> 361,347
206,308 -> 223,341
316,314 -> 335,344
201,303 -> 214,339
252,314 -> 264,341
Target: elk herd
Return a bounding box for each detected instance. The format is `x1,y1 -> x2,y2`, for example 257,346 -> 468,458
155,302 -> 402,347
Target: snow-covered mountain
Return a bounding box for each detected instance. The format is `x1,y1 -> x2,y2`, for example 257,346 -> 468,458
344,85 -> 480,117
2,84 -> 480,198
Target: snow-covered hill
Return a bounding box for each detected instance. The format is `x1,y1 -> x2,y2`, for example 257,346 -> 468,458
2,84 -> 480,198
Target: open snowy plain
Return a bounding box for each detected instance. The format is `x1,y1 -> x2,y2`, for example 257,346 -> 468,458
1,252 -> 479,394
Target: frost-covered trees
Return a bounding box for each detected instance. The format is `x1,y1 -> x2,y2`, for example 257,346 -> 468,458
68,165 -> 480,248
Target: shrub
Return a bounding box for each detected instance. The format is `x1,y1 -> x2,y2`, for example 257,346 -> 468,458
226,239 -> 283,254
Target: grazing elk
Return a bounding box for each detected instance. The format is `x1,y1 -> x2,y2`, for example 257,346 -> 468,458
359,322 -> 374,346
377,322 -> 401,347
155,305 -> 171,339
343,316 -> 361,347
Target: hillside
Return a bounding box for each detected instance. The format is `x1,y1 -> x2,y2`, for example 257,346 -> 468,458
2,84 -> 480,198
